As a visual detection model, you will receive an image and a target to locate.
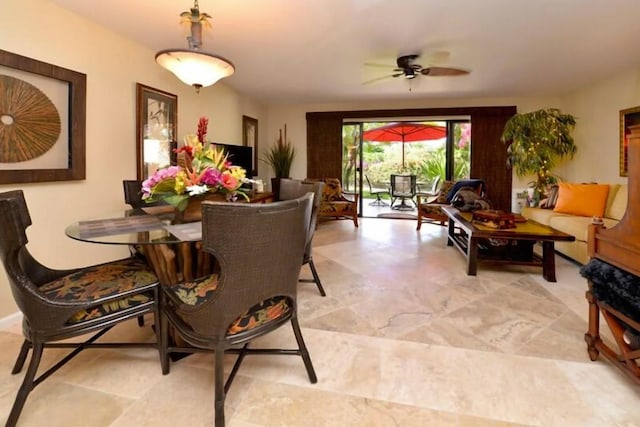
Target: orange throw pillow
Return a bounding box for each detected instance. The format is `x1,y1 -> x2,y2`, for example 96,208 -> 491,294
553,183 -> 610,217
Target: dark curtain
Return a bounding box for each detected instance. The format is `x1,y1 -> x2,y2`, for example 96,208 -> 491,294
470,108 -> 517,211
306,115 -> 342,179
306,106 -> 517,210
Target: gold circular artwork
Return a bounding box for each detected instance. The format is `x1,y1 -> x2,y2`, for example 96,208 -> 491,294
0,75 -> 61,163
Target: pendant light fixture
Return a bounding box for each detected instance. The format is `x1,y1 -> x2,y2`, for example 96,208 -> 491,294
155,0 -> 235,93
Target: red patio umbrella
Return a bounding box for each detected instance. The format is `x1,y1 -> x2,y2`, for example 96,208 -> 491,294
362,122 -> 447,167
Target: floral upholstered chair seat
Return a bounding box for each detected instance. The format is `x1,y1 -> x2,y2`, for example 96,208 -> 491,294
307,178 -> 358,227
168,274 -> 292,336
40,257 -> 158,324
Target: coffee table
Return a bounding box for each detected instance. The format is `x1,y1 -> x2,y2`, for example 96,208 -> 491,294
441,206 -> 575,282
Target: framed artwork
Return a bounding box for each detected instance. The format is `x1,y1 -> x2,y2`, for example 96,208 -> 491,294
0,49 -> 86,184
242,115 -> 258,176
136,84 -> 177,180
620,106 -> 640,177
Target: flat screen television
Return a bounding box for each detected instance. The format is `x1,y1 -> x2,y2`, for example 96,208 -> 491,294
214,143 -> 253,179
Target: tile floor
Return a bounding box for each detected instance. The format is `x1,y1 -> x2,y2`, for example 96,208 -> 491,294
1,218 -> 639,426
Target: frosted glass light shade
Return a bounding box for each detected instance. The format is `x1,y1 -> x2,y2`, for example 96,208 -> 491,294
155,49 -> 235,89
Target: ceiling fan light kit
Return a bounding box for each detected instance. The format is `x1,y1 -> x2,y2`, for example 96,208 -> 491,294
156,0 -> 234,92
363,53 -> 469,85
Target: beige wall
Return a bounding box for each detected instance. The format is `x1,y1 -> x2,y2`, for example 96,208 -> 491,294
264,97 -> 562,190
263,69 -> 639,190
0,0 -> 266,318
1,0 -> 637,319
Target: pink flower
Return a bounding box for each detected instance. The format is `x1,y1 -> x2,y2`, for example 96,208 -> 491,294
141,166 -> 181,195
220,172 -> 239,190
200,168 -> 222,186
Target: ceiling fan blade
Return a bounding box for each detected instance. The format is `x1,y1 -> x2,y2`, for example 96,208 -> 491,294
362,74 -> 395,85
421,66 -> 469,77
423,50 -> 451,64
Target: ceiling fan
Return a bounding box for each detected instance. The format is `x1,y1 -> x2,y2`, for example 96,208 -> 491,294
364,53 -> 469,84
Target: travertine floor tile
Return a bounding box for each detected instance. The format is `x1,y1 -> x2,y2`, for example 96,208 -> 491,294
2,218 -> 639,426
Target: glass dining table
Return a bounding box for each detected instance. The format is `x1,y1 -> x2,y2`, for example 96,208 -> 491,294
65,206 -> 212,286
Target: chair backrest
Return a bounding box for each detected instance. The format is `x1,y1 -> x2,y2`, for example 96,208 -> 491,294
280,179 -> 324,256
123,180 -> 167,208
317,178 -> 344,202
391,174 -> 417,196
426,176 -> 442,194
0,190 -> 57,326
178,194 -> 312,339
365,175 -> 375,192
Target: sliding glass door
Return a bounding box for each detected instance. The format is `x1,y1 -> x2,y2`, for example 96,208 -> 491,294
343,119 -> 471,217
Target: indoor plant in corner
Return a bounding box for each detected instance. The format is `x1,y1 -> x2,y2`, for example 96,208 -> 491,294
501,108 -> 577,205
262,124 -> 295,199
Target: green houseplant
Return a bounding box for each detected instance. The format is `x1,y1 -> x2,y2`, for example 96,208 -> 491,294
262,124 -> 295,198
263,124 -> 295,178
501,108 -> 577,202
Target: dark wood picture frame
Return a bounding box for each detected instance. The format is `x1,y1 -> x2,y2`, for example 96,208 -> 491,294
136,84 -> 177,180
242,115 -> 258,176
620,106 -> 640,177
0,49 -> 86,184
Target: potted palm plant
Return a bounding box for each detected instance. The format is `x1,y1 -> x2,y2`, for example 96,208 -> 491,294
501,108 -> 577,204
262,124 -> 295,198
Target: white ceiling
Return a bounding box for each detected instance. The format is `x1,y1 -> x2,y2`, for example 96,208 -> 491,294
50,0 -> 640,105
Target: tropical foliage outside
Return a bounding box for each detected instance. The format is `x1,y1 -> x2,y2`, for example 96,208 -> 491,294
341,121 -> 471,197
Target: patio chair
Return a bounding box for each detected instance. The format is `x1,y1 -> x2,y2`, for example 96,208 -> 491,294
390,174 -> 417,211
365,175 -> 389,206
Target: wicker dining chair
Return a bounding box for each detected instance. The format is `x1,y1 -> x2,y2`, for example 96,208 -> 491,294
123,179 -> 169,209
280,178 -> 326,296
159,195 -> 317,427
0,190 -> 162,427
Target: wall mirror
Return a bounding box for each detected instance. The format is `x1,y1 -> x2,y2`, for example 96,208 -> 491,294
136,83 -> 177,180
242,115 -> 258,176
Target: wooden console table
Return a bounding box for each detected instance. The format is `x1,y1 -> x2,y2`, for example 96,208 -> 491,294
442,206 -> 575,282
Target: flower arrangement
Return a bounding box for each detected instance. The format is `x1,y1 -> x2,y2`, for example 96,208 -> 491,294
142,117 -> 248,211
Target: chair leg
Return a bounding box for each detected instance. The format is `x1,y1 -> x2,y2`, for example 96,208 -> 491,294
159,295 -> 171,375
225,344 -> 249,393
137,315 -> 145,327
7,341 -> 44,427
290,316 -> 317,383
308,258 -> 326,297
11,340 -> 31,374
214,348 -> 226,427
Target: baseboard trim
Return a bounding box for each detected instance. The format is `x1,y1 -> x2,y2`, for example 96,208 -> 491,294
0,312 -> 22,330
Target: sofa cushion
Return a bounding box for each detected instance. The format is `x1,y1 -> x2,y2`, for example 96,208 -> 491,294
606,184 -> 627,220
553,183 -> 610,217
548,215 -> 619,242
520,207 -> 557,225
549,215 -> 593,242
